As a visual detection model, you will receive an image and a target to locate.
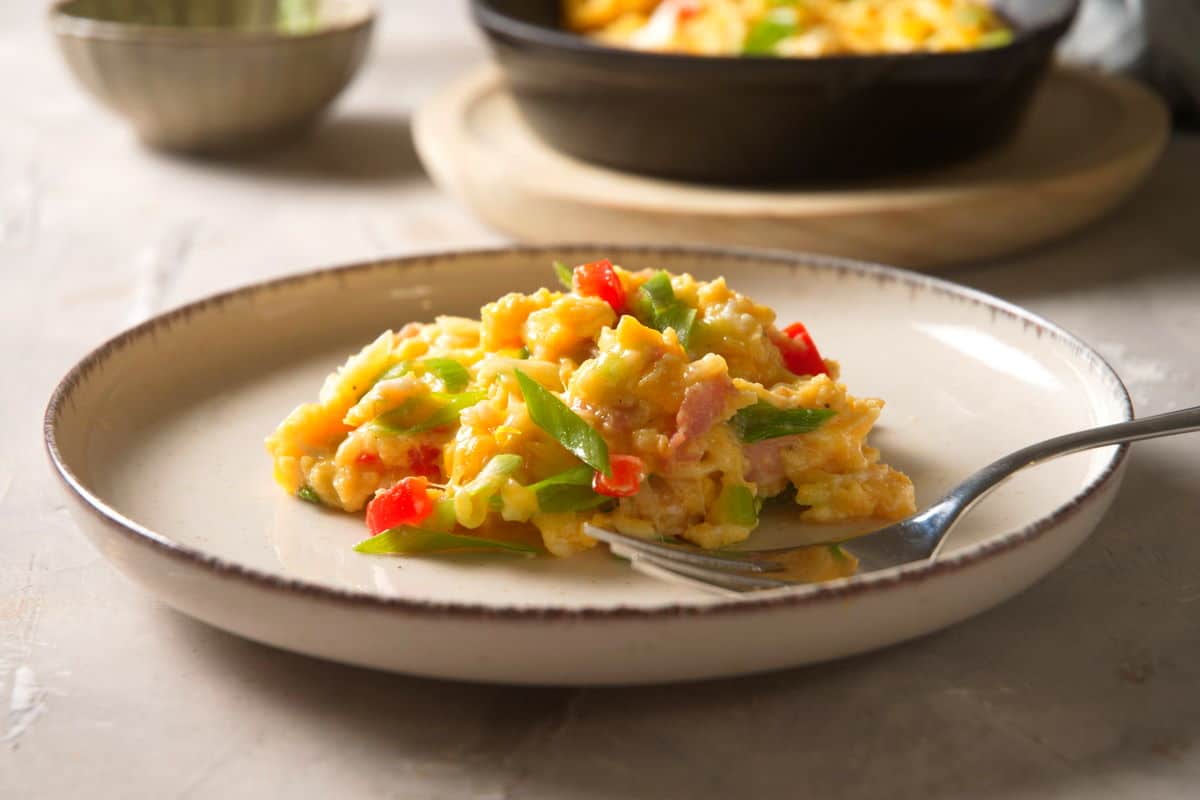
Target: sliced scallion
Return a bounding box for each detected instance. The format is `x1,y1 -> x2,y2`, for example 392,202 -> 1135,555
370,391 -> 486,435
355,527 -> 537,556
421,358 -> 470,393
513,369 -> 611,476
730,401 -> 835,443
553,261 -> 574,290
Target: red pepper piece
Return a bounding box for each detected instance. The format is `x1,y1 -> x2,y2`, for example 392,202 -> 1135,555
573,259 -> 626,313
365,476 -> 435,535
592,454 -> 646,498
779,322 -> 828,377
355,452 -> 381,466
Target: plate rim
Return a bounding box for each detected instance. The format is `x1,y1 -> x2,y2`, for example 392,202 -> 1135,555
43,244 -> 1133,621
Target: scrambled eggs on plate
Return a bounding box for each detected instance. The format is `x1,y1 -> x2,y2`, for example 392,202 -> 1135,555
267,260 -> 914,559
564,0 -> 1012,57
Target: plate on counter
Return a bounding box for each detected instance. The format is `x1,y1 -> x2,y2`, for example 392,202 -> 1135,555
415,68 -> 1167,270
45,246 -> 1131,684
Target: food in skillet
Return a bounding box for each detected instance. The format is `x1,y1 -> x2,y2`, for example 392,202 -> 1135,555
563,0 -> 1013,57
266,260 -> 915,558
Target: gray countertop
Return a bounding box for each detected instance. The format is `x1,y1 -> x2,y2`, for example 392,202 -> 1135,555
3,3 -> 1199,798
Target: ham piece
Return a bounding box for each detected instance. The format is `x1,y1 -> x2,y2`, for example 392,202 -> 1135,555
743,437 -> 793,495
669,374 -> 737,458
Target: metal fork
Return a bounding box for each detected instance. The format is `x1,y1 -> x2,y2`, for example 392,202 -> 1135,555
585,405 -> 1200,594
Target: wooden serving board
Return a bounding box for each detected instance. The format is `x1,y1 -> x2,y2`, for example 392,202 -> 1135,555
414,66 -> 1168,270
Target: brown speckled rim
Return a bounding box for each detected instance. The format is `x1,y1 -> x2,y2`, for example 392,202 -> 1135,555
48,0 -> 375,44
44,244 -> 1133,622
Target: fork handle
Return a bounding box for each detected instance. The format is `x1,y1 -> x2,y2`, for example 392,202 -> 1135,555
925,404 -> 1200,556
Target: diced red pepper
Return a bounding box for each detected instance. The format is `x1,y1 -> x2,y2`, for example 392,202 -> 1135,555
779,322 -> 828,377
355,452 -> 381,466
365,476 -> 435,535
573,259 -> 626,313
407,445 -> 443,481
592,454 -> 646,497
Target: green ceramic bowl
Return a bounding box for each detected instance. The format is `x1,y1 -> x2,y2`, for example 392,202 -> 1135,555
50,0 -> 375,153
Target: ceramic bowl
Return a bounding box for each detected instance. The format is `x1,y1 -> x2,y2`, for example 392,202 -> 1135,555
472,0 -> 1079,184
50,0 -> 375,153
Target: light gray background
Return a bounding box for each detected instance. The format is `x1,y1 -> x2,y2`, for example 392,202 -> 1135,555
3,2 -> 1199,798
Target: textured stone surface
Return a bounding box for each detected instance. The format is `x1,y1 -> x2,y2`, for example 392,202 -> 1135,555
2,2 -> 1199,798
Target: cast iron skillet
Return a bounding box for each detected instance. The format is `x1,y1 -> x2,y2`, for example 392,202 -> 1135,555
472,0 -> 1079,184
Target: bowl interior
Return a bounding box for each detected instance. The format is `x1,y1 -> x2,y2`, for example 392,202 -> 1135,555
477,0 -> 1078,49
54,0 -> 371,35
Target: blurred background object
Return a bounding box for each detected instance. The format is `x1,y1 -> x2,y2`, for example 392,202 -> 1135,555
473,0 -> 1081,183
49,0 -> 375,153
1140,1 -> 1200,125
414,66 -> 1167,269
1061,0 -> 1146,72
419,0 -> 1167,267
1065,0 -> 1200,125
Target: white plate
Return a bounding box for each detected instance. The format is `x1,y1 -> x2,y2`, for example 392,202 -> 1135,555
45,246 -> 1132,685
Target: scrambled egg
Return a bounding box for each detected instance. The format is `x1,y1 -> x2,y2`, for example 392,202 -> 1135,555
266,263 -> 914,557
564,0 -> 1012,57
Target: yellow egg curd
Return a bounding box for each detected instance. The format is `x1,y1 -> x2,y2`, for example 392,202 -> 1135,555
266,260 -> 914,558
564,0 -> 1013,57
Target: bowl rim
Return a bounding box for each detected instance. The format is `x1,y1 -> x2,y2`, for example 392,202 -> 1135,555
44,243 -> 1132,622
471,0 -> 1080,70
48,0 -> 376,43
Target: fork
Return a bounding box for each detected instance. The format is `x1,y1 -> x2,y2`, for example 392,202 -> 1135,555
584,405 -> 1200,594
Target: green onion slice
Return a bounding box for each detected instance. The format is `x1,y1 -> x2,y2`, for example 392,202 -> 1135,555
455,454 -> 524,528
538,485 -> 611,514
978,29 -> 1013,48
370,391 -> 486,435
553,261 -> 574,290
632,271 -> 697,348
527,465 -> 609,513
421,358 -> 470,393
714,484 -> 758,526
370,358 -> 470,395
513,369 -> 611,476
427,498 -> 458,531
639,271 -> 675,309
355,526 -> 537,556
376,361 -> 412,383
731,401 -> 835,443
743,8 -> 798,55
463,454 -> 523,498
297,486 -> 322,505
657,304 -> 697,348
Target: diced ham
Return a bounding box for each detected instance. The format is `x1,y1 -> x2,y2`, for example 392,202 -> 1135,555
575,398 -> 635,441
744,437 -> 792,495
669,374 -> 737,458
